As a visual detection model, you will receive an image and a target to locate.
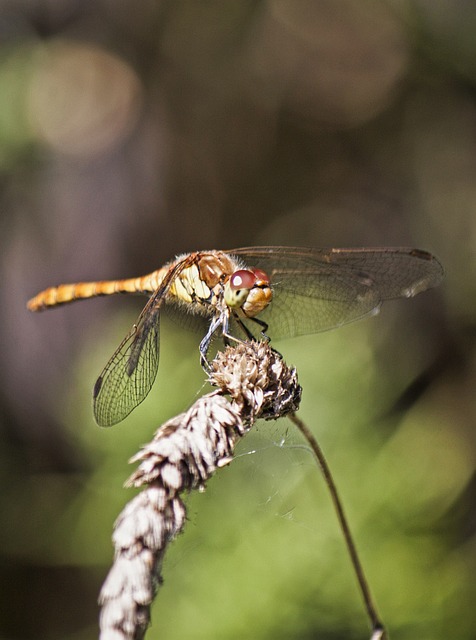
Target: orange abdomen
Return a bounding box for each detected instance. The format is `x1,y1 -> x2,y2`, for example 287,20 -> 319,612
27,270 -> 165,311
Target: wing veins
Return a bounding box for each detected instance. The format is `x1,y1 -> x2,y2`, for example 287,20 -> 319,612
93,254 -> 198,426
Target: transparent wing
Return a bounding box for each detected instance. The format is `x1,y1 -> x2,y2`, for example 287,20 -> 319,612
93,256 -> 197,427
93,298 -> 161,427
230,247 -> 444,339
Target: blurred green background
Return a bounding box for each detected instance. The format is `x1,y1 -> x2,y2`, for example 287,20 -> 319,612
1,1 -> 474,638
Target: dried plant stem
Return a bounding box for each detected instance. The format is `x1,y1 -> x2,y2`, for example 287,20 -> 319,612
98,342 -> 301,640
288,412 -> 387,640
98,340 -> 387,640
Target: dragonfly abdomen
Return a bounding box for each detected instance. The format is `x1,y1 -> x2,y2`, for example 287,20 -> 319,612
27,270 -> 166,311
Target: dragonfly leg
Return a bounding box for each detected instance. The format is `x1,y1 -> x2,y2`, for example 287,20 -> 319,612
248,316 -> 270,341
199,310 -> 270,372
199,314 -> 224,370
244,316 -> 282,357
233,317 -> 256,341
233,315 -> 270,342
218,310 -> 245,347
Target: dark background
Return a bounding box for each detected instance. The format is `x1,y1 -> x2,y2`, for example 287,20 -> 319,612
1,1 -> 474,639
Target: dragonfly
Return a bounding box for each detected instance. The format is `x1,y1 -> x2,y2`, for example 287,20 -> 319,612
27,247 -> 443,427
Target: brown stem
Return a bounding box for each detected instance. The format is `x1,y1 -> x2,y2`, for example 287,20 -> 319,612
288,412 -> 388,640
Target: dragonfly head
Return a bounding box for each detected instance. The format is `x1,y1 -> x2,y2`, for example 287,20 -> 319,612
224,268 -> 272,317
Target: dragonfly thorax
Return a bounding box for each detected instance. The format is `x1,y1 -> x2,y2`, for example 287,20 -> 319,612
224,268 -> 272,318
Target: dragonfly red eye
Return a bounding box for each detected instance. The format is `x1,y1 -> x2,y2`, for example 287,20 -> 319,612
229,270 -> 257,290
251,268 -> 270,284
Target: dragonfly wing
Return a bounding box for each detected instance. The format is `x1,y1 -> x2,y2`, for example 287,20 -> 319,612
254,265 -> 382,338
231,247 -> 443,339
92,256 -> 200,426
93,312 -> 160,427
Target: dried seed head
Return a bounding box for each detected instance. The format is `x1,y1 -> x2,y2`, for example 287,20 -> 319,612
99,341 -> 301,640
209,341 -> 301,420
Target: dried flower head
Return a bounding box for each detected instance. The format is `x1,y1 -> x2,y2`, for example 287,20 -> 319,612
99,341 -> 301,640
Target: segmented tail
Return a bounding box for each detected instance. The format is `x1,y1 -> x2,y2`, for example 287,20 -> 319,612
27,270 -> 165,311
